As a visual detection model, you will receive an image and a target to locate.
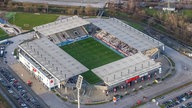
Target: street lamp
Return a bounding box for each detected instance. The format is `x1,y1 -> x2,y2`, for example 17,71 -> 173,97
76,75 -> 83,108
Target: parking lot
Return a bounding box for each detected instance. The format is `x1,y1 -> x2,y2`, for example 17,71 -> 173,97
0,67 -> 41,108
160,88 -> 192,108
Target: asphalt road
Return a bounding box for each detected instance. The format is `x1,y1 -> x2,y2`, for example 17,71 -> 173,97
4,32 -> 35,65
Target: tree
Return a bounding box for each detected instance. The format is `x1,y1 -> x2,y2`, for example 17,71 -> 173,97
67,8 -> 74,15
127,0 -> 136,13
85,5 -> 96,16
0,12 -> 6,20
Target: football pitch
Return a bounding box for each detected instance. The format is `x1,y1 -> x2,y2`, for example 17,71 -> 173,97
61,38 -> 123,84
9,12 -> 59,30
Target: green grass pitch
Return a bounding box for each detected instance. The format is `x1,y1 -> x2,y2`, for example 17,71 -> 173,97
61,38 -> 123,84
0,28 -> 9,41
9,12 -> 59,30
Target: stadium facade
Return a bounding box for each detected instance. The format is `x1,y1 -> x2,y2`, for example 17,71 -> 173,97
18,16 -> 164,90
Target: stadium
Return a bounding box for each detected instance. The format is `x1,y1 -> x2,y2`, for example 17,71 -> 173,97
18,16 -> 164,90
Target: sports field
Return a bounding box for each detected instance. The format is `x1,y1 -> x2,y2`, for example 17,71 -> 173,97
61,38 -> 123,84
9,12 -> 59,30
0,28 -> 9,41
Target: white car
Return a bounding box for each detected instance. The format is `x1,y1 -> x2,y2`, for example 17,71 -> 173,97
8,89 -> 13,94
182,97 -> 186,101
20,103 -> 27,107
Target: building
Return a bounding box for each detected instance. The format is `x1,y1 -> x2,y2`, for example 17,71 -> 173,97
88,18 -> 164,58
92,53 -> 161,89
18,16 -> 164,90
88,18 -> 164,90
18,16 -> 90,90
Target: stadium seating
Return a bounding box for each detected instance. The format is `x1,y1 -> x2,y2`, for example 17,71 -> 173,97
95,30 -> 138,57
47,26 -> 88,44
65,26 -> 87,39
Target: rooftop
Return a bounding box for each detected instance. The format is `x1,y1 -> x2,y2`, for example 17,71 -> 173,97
33,16 -> 90,36
19,37 -> 88,81
88,18 -> 164,52
92,53 -> 161,86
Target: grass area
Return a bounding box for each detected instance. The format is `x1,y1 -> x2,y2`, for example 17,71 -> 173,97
123,20 -> 144,32
9,12 -> 59,30
113,12 -> 144,31
153,24 -> 167,32
81,70 -> 102,84
0,94 -> 11,108
61,38 -> 123,84
159,105 -> 165,108
56,93 -> 67,101
182,9 -> 192,18
144,8 -> 158,16
0,28 -> 9,41
166,56 -> 175,67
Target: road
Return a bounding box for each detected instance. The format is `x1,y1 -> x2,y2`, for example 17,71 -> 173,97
4,32 -> 35,65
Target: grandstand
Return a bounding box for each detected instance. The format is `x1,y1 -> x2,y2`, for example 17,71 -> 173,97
92,52 -> 161,89
34,16 -> 89,37
19,37 -> 88,90
95,30 -> 138,57
18,16 -> 164,90
88,18 -> 164,53
34,16 -> 89,45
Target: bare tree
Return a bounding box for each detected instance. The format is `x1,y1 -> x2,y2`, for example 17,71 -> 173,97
127,0 -> 136,13
85,5 -> 96,16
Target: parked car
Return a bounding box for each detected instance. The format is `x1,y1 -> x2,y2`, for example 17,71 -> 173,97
8,89 -> 14,94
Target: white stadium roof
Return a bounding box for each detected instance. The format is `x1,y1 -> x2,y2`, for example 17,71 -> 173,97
92,53 -> 161,86
33,16 -> 90,36
88,18 -> 164,52
19,37 -> 88,81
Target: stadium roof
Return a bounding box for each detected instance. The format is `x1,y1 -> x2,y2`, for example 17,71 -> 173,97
33,16 -> 90,36
12,0 -> 108,8
92,53 -> 161,87
88,18 -> 164,52
19,37 -> 88,81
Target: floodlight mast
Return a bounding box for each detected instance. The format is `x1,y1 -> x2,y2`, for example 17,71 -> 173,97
76,75 -> 83,108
